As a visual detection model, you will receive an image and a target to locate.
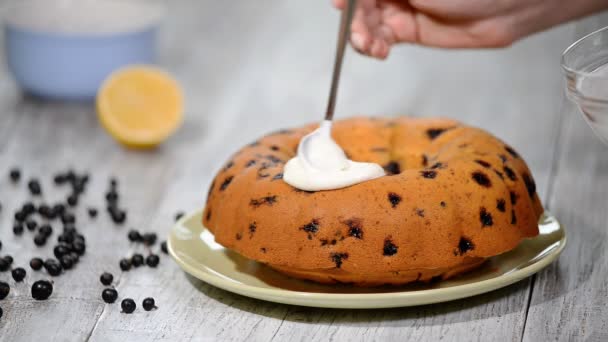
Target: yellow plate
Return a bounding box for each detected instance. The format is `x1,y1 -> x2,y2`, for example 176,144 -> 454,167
168,210 -> 566,309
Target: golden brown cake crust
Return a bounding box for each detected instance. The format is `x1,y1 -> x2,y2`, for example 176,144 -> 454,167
203,117 -> 543,286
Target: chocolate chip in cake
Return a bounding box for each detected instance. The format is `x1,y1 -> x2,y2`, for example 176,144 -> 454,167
245,160 -> 256,168
257,164 -> 271,179
457,237 -> 474,255
235,233 -> 242,240
510,191 -> 519,205
472,171 -> 491,187
270,145 -> 280,151
383,239 -> 398,256
496,198 -> 506,212
223,161 -> 234,170
420,170 -> 437,179
415,208 -> 425,217
249,195 -> 277,207
494,169 -> 505,180
511,210 -> 517,224
475,160 -> 491,168
383,161 -> 401,175
330,253 -> 348,268
422,154 -> 429,167
207,180 -> 215,198
205,208 -> 212,221
430,162 -> 445,169
260,248 -> 267,253
505,145 -> 520,158
270,129 -> 292,135
499,154 -> 508,163
426,128 -> 447,140
301,219 -> 320,235
249,222 -> 257,237
320,239 -> 338,246
480,207 -> 494,227
522,173 -> 537,197
344,219 -> 363,239
219,176 -> 234,191
503,166 -> 517,181
264,155 -> 283,164
388,192 -> 402,208
272,173 -> 283,181
440,201 -> 447,208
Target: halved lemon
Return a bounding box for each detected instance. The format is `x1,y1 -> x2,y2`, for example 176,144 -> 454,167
97,65 -> 184,149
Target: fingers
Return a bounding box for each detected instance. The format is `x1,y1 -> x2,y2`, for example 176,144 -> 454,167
414,14 -> 514,48
332,0 -> 345,10
350,7 -> 373,53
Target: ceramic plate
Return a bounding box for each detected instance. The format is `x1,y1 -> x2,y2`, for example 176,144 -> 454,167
168,210 -> 566,309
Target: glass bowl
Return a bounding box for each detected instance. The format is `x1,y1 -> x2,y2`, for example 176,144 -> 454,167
562,26 -> 608,145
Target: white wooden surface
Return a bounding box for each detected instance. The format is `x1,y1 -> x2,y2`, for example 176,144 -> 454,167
0,1 -> 606,341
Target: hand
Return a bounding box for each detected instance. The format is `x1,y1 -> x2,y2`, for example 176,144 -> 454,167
333,0 -> 608,59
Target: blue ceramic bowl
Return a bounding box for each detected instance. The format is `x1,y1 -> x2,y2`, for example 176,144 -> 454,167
3,0 -> 163,100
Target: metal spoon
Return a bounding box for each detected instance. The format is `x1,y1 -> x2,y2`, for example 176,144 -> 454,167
297,0 -> 356,170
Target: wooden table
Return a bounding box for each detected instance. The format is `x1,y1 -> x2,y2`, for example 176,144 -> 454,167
1,1 -> 607,341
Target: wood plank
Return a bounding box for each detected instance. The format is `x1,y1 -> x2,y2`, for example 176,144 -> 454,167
522,12 -> 608,342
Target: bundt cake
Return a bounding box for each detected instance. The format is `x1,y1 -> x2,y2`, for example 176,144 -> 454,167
203,117 -> 543,286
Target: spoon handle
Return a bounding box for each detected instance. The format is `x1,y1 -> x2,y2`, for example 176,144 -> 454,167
325,0 -> 356,121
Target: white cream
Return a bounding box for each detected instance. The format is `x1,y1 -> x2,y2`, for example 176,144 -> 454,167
283,120 -> 385,191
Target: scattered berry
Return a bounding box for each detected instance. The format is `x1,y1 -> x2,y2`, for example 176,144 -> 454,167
100,272 -> 113,286
68,252 -> 79,264
9,168 -> 21,183
128,230 -> 141,242
102,288 -> 118,304
11,268 -> 26,282
31,280 -> 53,300
34,234 -> 47,247
121,298 -> 136,313
52,203 -> 66,216
53,174 -> 67,185
0,258 -> 9,272
28,179 -> 42,196
142,233 -> 157,246
44,259 -> 62,276
13,223 -> 24,236
61,213 -> 75,224
60,255 -> 73,270
30,258 -> 43,270
26,220 -> 37,231
67,194 -> 78,207
142,297 -> 156,311
0,282 -> 9,299
119,258 -> 131,271
72,241 -> 86,256
39,224 -> 53,237
161,241 -> 168,254
174,212 -> 185,221
22,202 -> 36,214
54,245 -> 69,259
132,254 -> 144,267
146,254 -> 160,268
14,211 -> 26,222
57,232 -> 75,244
88,208 -> 98,218
3,256 -> 13,265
